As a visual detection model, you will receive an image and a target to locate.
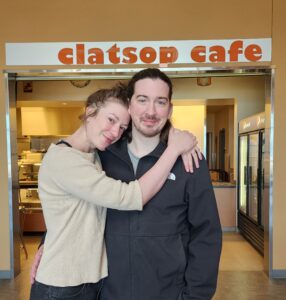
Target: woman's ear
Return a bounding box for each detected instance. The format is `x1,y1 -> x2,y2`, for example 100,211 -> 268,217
85,105 -> 97,118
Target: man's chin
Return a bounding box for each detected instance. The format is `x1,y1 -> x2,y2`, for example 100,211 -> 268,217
138,129 -> 161,138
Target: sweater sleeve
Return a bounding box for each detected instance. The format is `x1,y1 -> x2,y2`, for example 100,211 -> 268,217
179,158 -> 222,300
39,146 -> 143,211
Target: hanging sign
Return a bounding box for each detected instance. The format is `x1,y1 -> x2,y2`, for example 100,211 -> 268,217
5,38 -> 271,66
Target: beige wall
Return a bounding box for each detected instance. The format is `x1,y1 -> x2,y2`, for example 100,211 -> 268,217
21,107 -> 83,136
0,76 -> 11,272
272,0 -> 286,270
0,0 -> 272,60
1,0 -> 286,274
172,104 -> 205,151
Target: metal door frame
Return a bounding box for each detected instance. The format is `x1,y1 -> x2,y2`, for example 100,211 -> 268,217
3,66 -> 275,278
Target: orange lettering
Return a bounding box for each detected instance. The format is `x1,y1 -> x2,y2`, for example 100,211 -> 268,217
58,48 -> 73,64
160,47 -> 178,64
107,44 -> 120,64
76,44 -> 85,64
122,47 -> 137,64
245,44 -> 262,61
209,46 -> 225,62
140,47 -> 156,63
88,48 -> 104,64
191,46 -> 206,62
228,40 -> 243,61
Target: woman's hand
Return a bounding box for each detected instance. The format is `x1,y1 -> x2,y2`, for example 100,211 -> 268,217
30,245 -> 44,284
181,145 -> 203,173
167,127 -> 203,173
167,127 -> 197,155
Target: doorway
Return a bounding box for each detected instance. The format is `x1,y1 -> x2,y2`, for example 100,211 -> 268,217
4,67 -> 274,278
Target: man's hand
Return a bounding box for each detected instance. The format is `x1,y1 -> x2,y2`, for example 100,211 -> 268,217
182,145 -> 203,173
30,245 -> 44,284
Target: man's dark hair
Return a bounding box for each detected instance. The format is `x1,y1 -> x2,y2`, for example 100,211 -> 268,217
127,68 -> 173,100
126,68 -> 173,143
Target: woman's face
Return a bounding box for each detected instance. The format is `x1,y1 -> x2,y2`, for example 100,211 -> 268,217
85,101 -> 130,151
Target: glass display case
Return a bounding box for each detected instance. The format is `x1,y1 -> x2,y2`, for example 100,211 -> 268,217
18,160 -> 46,232
238,112 -> 265,255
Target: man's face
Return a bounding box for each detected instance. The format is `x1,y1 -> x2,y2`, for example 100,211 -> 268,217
128,78 -> 172,138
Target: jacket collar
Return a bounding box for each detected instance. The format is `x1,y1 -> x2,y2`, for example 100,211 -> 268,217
106,137 -> 167,161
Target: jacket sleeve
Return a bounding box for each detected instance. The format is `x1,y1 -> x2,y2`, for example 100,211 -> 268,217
179,158 -> 222,300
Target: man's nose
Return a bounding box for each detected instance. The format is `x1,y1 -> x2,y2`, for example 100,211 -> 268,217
146,102 -> 156,115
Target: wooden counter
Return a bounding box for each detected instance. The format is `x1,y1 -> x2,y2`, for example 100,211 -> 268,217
213,182 -> 236,231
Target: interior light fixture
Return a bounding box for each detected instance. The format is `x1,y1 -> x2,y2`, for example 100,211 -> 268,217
70,80 -> 91,88
197,77 -> 211,87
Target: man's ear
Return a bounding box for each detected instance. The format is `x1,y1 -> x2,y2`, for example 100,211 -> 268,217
168,103 -> 173,118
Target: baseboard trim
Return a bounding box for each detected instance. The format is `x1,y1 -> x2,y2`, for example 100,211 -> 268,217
222,227 -> 237,232
271,270 -> 286,278
0,270 -> 11,279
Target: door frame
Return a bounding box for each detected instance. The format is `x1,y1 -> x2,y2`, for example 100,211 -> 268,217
4,66 -> 275,277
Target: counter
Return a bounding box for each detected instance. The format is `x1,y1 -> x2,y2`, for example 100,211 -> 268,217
19,182 -> 46,233
212,182 -> 236,231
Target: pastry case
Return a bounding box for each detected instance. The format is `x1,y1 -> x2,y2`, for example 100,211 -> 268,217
18,159 -> 46,232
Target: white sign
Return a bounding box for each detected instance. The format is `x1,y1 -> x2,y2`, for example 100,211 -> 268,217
6,39 -> 272,66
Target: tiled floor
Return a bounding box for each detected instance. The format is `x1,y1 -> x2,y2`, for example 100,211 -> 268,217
213,233 -> 286,300
1,232 -> 286,299
0,235 -> 40,300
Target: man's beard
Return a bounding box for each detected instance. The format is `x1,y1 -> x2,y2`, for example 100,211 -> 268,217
133,117 -> 163,138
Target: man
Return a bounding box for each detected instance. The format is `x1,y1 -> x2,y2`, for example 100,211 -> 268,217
98,68 -> 222,300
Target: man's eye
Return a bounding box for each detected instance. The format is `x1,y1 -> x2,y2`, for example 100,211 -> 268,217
108,117 -> 115,123
157,100 -> 167,105
120,126 -> 127,131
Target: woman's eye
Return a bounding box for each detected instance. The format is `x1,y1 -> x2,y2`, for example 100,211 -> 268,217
120,126 -> 127,132
108,117 -> 115,123
138,98 -> 146,103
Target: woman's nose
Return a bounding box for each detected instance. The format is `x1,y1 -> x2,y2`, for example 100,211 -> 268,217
111,124 -> 121,138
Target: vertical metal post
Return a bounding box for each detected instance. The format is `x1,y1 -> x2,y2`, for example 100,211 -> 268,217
5,73 -> 20,277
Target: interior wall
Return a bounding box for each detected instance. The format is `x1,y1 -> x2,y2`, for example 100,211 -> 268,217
272,0 -> 286,271
173,76 -> 265,121
228,106 -> 234,171
21,107 -> 83,136
0,76 -> 11,273
0,0 -> 272,65
172,104 -> 205,151
4,0 -> 286,275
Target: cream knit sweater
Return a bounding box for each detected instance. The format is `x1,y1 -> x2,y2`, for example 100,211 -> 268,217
36,144 -> 142,286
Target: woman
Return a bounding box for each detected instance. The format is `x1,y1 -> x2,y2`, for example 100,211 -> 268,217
30,83 -> 199,300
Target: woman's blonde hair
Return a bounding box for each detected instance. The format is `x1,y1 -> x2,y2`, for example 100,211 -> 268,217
80,83 -> 129,121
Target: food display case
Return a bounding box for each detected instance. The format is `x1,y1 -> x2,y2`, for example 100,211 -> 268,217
18,155 -> 46,232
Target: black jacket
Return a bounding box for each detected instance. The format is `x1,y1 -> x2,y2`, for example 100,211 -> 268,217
98,138 -> 222,300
